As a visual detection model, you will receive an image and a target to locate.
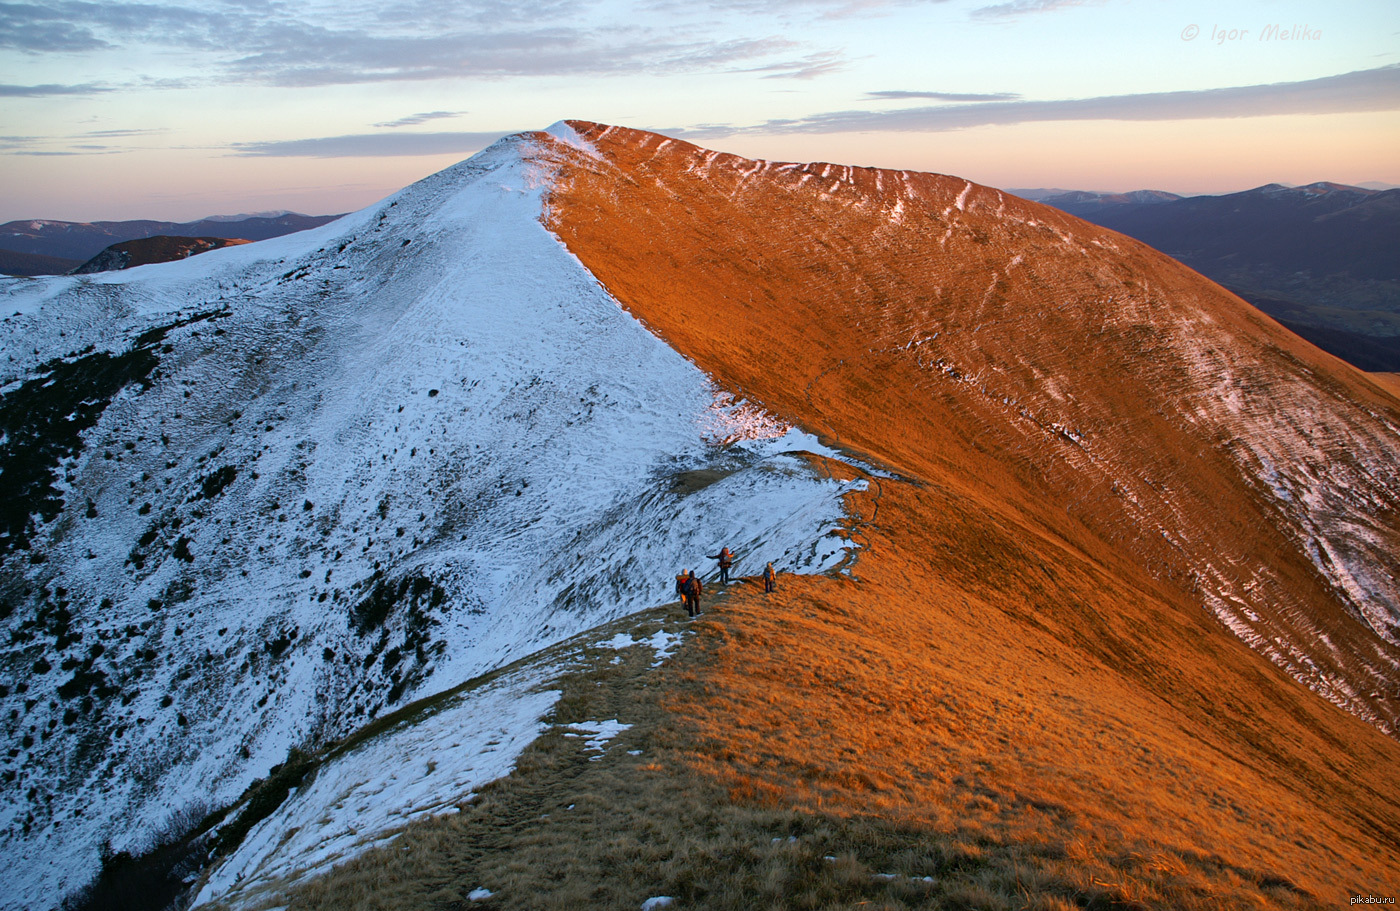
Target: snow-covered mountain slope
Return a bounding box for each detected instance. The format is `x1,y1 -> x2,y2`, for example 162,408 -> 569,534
0,124 -> 862,908
192,616 -> 687,909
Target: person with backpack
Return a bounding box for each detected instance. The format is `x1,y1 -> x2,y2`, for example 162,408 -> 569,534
709,546 -> 735,584
763,562 -> 777,593
684,570 -> 703,617
675,569 -> 690,609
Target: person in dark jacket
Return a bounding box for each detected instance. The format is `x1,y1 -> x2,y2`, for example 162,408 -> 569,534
709,547 -> 735,584
684,570 -> 703,617
675,569 -> 690,608
763,562 -> 777,593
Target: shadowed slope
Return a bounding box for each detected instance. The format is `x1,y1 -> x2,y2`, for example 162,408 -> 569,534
536,122 -> 1400,903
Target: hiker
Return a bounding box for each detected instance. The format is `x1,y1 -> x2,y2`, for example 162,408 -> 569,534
684,570 -> 703,617
675,569 -> 690,610
763,562 -> 777,593
709,546 -> 735,584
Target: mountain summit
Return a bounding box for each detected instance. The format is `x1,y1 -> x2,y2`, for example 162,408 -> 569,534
2,122 -> 1397,907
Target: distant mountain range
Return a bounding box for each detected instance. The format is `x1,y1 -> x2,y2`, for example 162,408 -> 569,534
0,213 -> 343,269
1027,182 -> 1400,370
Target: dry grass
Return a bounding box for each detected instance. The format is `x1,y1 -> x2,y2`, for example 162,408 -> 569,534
269,577 -> 1360,910
1367,372 -> 1400,401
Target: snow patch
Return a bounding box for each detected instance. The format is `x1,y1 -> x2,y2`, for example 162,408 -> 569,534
194,666 -> 560,908
561,719 -> 632,758
543,120 -> 601,160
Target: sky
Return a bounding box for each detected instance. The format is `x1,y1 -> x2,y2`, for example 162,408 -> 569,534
1,0 -> 1397,221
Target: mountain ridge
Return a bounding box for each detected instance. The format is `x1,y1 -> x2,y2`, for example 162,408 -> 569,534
2,122 -> 1397,908
241,121 -> 1400,909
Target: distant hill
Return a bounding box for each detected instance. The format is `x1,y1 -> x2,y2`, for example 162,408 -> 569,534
0,249 -> 82,277
1039,188 -> 1183,208
0,213 -> 343,267
1275,317 -> 1400,372
71,236 -> 251,274
1033,182 -> 1400,345
1002,187 -> 1080,201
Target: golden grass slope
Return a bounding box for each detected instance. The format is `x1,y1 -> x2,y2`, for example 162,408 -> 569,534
529,123 -> 1400,903
276,593 -> 1364,911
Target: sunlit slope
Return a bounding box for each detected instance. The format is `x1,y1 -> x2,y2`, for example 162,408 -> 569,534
537,123 -> 1400,900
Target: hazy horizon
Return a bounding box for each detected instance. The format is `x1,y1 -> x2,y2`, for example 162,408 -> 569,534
8,173 -> 1400,226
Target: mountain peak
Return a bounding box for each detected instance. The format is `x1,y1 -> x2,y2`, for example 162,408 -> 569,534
1257,180 -> 1373,197
0,124 -> 864,906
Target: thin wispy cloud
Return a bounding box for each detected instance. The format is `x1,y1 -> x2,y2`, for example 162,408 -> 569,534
231,130 -> 509,157
82,127 -> 166,137
736,50 -> 846,80
0,82 -> 111,96
867,90 -> 1021,101
0,135 -> 122,155
972,0 -> 1097,19
0,125 -> 169,155
687,65 -> 1400,136
374,111 -> 466,128
669,0 -> 949,20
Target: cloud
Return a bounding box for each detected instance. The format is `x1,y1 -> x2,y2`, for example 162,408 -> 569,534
81,127 -> 167,138
369,0 -> 583,27
662,0 -> 950,20
212,25 -> 815,87
0,134 -> 121,155
0,0 -> 230,53
0,4 -> 109,52
230,130 -> 510,157
1,0 -> 838,87
0,82 -> 111,96
691,64 -> 1400,136
971,0 -> 1097,19
374,111 -> 466,128
0,125 -> 170,155
867,90 -> 1021,101
733,49 -> 845,80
